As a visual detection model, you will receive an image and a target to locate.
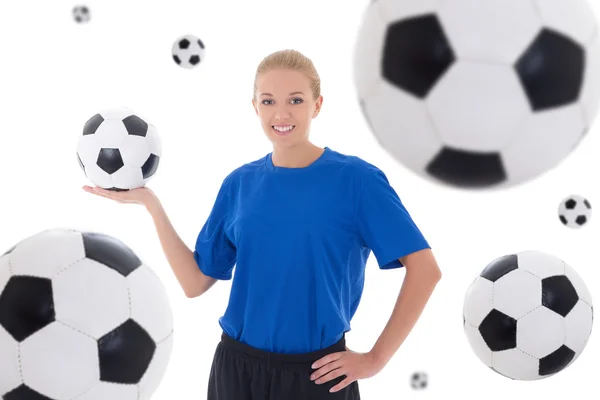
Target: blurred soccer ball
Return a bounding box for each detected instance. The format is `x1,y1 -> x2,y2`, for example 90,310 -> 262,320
76,107 -> 161,191
355,0 -> 600,189
72,5 -> 90,23
558,194 -> 592,228
410,371 -> 428,389
172,35 -> 205,68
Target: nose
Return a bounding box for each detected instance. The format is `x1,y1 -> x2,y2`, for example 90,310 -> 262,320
273,103 -> 292,120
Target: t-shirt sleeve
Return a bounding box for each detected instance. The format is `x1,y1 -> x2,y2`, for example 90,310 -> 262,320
356,169 -> 430,269
193,176 -> 237,280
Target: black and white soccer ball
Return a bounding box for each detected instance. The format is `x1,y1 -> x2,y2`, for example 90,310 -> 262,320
463,250 -> 593,380
72,5 -> 90,23
172,35 -> 205,69
409,371 -> 428,390
354,0 -> 600,189
0,228 -> 173,400
558,194 -> 592,228
76,107 -> 161,191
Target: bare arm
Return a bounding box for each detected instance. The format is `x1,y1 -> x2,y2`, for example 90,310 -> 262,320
369,248 -> 442,368
145,199 -> 217,298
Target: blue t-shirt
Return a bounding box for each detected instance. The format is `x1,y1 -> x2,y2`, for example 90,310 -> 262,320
194,147 -> 430,353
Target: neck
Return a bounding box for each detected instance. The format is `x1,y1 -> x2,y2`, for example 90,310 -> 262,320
271,142 -> 325,168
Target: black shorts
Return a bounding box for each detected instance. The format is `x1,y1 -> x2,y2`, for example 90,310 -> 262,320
207,331 -> 361,399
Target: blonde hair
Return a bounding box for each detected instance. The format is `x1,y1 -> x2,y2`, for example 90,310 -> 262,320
254,49 -> 321,100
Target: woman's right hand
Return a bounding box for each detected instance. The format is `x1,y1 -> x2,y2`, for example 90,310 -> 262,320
82,185 -> 159,209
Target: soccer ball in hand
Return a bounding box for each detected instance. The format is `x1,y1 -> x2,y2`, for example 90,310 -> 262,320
463,250 -> 593,380
76,107 -> 161,191
354,0 -> 600,189
558,194 -> 592,228
0,228 -> 173,400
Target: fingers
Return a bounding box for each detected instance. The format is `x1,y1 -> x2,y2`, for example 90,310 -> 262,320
311,360 -> 343,381
82,186 -> 126,202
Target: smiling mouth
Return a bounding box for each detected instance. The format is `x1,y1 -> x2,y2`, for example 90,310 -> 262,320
272,125 -> 295,134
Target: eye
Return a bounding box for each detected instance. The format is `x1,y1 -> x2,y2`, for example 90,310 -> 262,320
261,99 -> 273,105
290,98 -> 303,104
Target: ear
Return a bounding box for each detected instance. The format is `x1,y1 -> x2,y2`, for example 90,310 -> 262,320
252,98 -> 259,116
312,95 -> 323,118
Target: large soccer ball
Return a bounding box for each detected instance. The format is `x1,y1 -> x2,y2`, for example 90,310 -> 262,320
463,250 -> 593,380
354,0 -> 600,189
0,228 -> 173,399
76,107 -> 161,191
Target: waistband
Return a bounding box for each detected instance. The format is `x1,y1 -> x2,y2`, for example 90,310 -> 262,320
219,331 -> 346,365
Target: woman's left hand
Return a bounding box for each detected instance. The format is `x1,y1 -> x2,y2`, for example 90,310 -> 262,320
310,347 -> 384,392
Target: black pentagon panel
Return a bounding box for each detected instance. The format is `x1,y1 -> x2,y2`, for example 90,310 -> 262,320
542,275 -> 579,317
82,232 -> 142,277
3,384 -> 55,400
584,199 -> 591,208
539,345 -> 575,376
98,319 -> 156,384
559,215 -> 567,225
173,55 -> 181,65
197,39 -> 204,49
426,148 -> 506,188
565,199 -> 576,209
0,276 -> 55,342
106,187 -> 129,192
189,55 -> 200,65
575,215 -> 587,225
83,113 -> 104,135
122,115 -> 148,137
97,148 -> 124,174
479,309 -> 517,351
178,38 -> 190,49
382,14 -> 455,98
480,254 -> 518,282
141,154 -> 160,179
515,28 -> 585,111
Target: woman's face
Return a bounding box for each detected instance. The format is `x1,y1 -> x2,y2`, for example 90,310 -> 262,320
253,69 -> 322,148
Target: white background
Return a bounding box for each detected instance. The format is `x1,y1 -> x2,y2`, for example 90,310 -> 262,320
0,0 -> 599,399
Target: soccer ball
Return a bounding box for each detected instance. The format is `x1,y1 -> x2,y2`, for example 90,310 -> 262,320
0,228 -> 173,400
409,371 -> 428,389
558,194 -> 591,228
172,35 -> 205,68
72,5 -> 90,23
354,0 -> 600,189
463,250 -> 593,380
76,107 -> 161,191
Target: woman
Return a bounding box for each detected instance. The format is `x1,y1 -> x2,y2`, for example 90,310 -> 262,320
84,49 -> 442,400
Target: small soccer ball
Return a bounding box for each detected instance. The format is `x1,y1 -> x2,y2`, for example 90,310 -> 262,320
172,35 -> 205,68
76,107 -> 161,191
410,371 -> 428,389
354,0 -> 600,189
72,5 -> 90,23
558,194 -> 591,228
463,250 -> 593,380
0,228 -> 173,400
